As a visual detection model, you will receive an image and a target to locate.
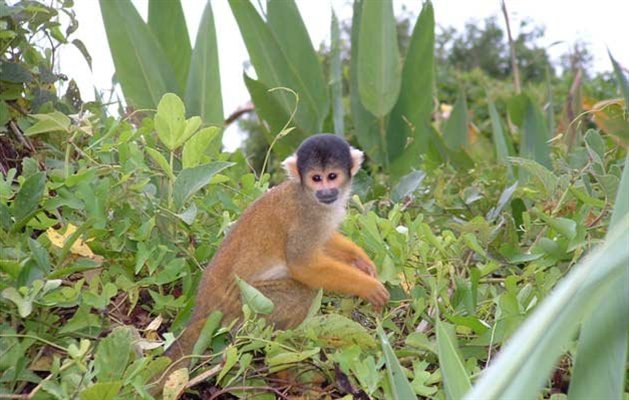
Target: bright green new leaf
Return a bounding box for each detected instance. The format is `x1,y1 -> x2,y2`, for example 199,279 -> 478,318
386,1 -> 435,163
79,381 -> 122,400
357,0 -> 401,117
25,111 -> 70,136
377,325 -> 416,400
182,126 -> 220,168
436,321 -> 471,400
172,161 -> 234,209
266,348 -> 320,373
235,276 -> 274,315
145,147 -> 174,180
191,310 -> 223,360
148,0 -> 191,93
443,91 -> 469,150
154,93 -> 201,151
185,0 -> 224,126
99,0 -> 178,109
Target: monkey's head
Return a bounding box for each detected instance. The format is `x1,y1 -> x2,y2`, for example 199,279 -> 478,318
282,134 -> 364,206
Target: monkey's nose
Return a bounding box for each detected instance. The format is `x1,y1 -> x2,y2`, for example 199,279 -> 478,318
316,189 -> 338,204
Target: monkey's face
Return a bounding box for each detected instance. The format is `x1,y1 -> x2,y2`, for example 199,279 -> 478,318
303,166 -> 350,205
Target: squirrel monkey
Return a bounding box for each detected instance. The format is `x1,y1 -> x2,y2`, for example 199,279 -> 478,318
166,134 -> 389,364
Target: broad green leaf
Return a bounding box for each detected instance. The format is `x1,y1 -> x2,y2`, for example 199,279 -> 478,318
464,217 -> 629,400
266,348 -> 319,373
267,0 -> 328,127
154,93 -> 200,150
0,62 -> 33,83
569,153 -> 629,400
99,0 -> 178,108
217,346 -> 239,384
377,325 -> 416,400
386,1 -> 435,163
1,287 -> 32,317
185,0 -> 224,126
79,381 -> 122,400
443,91 -> 469,150
229,0 -> 322,136
145,147 -> 174,180
357,0 -> 401,117
182,127 -> 220,168
173,161 -> 234,209
235,276 -> 274,315
609,51 -> 629,107
25,111 -> 70,136
148,0 -> 191,93
298,314 -> 376,349
11,171 -> 45,222
487,96 -> 513,178
531,209 -> 577,240
512,93 -> 551,168
349,0 -> 382,163
436,321 -> 471,400
391,170 -> 425,202
94,326 -> 134,382
508,157 -> 557,197
330,11 -> 344,137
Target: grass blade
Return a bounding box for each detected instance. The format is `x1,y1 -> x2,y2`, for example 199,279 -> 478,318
357,0 -> 401,117
148,0 -> 191,93
377,325 -> 416,400
99,0 -> 178,109
330,10 -> 344,137
443,90 -> 468,150
436,321 -> 471,400
184,0 -> 223,126
568,154 -> 629,400
487,95 -> 513,178
609,50 -> 629,106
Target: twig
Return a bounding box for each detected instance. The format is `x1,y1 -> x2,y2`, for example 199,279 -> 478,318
501,1 -> 521,94
224,102 -> 254,126
565,68 -> 583,150
185,363 -> 222,389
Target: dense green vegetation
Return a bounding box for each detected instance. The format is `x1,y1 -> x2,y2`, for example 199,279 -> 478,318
1,0 -> 627,399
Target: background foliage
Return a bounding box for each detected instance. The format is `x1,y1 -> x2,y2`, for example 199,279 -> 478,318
1,0 -> 627,399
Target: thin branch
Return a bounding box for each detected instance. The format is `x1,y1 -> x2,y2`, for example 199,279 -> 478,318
501,1 -> 521,94
224,102 -> 254,126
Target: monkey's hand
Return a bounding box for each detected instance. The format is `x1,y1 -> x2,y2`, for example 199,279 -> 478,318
364,279 -> 389,310
352,251 -> 377,277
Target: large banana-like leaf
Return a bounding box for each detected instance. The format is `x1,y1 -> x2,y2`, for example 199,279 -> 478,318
185,1 -> 223,126
330,11 -> 344,137
357,0 -> 401,118
99,0 -> 178,109
148,0 -> 191,94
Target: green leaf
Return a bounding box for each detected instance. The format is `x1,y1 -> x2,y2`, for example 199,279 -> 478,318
531,209 -> 577,240
443,91 -> 469,150
391,170 -> 425,202
487,95 -> 513,178
508,157 -> 557,197
0,62 -> 33,83
568,154 -> 629,400
229,0 -> 324,135
235,276 -> 274,315
330,11 -> 344,137
509,93 -> 551,168
191,310 -> 223,359
25,111 -> 71,136
11,171 -> 45,223
349,0 -> 382,163
99,0 -> 178,108
386,1 -> 435,162
146,147 -> 174,180
154,93 -> 201,150
609,51 -> 629,107
298,314 -> 376,349
184,0 -> 224,126
267,0 -> 329,127
79,381 -> 122,400
148,0 -> 191,93
217,346 -> 239,384
436,321 -> 471,400
266,348 -> 319,373
182,127 -> 220,168
94,326 -> 134,382
357,0 -> 401,117
173,161 -> 234,209
377,325 -> 416,400
71,39 -> 92,70
1,287 -> 32,317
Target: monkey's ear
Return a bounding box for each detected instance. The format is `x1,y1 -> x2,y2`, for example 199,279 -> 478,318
282,155 -> 300,180
350,147 -> 364,176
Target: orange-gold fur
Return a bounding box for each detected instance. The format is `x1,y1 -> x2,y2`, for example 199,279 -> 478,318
165,140 -> 389,367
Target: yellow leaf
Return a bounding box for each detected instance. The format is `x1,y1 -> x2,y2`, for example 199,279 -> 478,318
163,368 -> 189,400
46,224 -> 103,261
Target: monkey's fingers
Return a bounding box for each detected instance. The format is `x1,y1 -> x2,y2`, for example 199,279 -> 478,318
366,282 -> 389,309
353,258 -> 377,277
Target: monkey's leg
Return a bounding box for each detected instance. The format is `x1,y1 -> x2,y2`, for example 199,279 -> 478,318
324,232 -> 377,277
289,253 -> 389,308
253,279 -> 316,329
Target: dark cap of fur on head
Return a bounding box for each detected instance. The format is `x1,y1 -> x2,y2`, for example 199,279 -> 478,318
296,134 -> 352,177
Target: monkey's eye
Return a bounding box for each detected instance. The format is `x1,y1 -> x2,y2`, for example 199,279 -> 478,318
328,172 -> 337,181
312,174 -> 322,182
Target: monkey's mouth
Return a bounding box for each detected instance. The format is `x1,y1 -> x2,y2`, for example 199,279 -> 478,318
317,196 -> 337,204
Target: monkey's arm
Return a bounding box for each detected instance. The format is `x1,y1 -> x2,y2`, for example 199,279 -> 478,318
288,252 -> 389,307
324,232 -> 377,277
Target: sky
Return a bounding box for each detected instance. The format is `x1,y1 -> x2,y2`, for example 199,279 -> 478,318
57,0 -> 629,150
